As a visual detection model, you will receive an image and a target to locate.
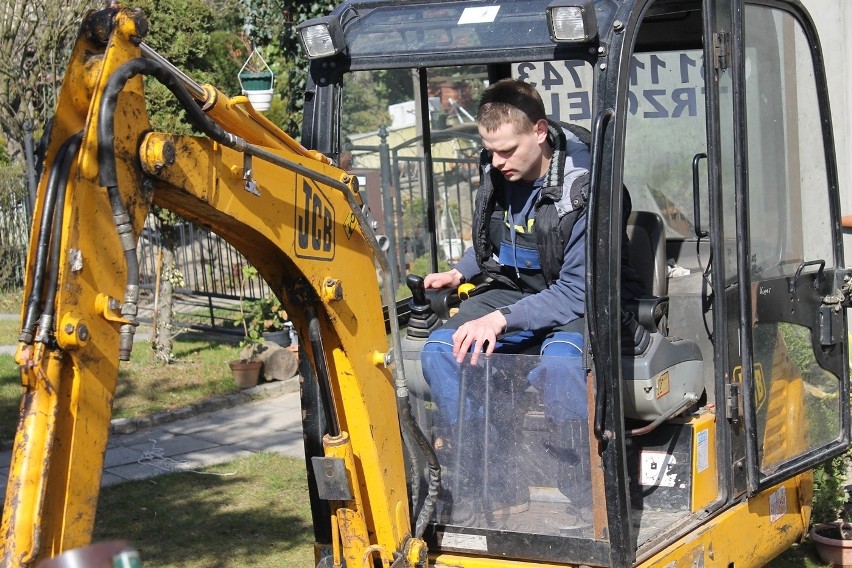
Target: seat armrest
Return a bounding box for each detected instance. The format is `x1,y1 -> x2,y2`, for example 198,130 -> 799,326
624,296 -> 669,334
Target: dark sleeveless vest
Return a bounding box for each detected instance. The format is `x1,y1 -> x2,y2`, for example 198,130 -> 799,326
471,120 -> 589,290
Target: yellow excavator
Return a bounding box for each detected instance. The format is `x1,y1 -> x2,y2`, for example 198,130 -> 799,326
3,0 -> 851,566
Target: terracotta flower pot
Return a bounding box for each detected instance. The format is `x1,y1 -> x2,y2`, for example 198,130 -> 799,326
229,360 -> 262,389
812,523 -> 852,567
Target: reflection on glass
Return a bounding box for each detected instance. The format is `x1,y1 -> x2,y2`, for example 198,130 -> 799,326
407,351 -> 593,538
754,323 -> 841,474
744,6 -> 831,279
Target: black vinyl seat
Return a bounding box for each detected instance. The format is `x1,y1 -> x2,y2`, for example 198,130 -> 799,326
626,210 -> 667,297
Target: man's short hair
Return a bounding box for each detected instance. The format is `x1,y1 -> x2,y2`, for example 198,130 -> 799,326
477,79 -> 547,134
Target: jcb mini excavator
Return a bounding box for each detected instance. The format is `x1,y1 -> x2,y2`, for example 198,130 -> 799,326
3,0 -> 852,567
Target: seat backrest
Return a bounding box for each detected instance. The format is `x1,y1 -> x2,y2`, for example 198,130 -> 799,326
626,211 -> 667,297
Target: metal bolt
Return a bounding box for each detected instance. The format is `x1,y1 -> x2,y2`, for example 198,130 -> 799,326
78,324 -> 90,342
613,20 -> 623,31
597,46 -> 605,55
109,298 -> 120,311
64,323 -> 75,334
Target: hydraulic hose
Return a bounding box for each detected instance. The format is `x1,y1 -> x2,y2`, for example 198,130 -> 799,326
305,304 -> 341,438
98,58 -> 349,195
35,133 -> 85,345
20,133 -> 84,344
402,391 -> 441,537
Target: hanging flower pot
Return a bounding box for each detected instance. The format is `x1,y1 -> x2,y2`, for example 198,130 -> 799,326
238,49 -> 274,112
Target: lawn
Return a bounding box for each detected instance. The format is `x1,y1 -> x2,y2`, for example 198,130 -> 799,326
112,331 -> 241,420
93,452 -> 315,567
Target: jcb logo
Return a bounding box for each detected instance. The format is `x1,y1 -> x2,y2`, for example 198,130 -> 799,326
296,178 -> 335,260
732,363 -> 766,411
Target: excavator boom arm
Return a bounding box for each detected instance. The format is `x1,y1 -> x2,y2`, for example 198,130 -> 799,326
1,8 -> 419,567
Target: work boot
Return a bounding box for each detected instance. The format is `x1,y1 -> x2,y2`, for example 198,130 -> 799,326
434,420 -> 483,525
547,419 -> 593,514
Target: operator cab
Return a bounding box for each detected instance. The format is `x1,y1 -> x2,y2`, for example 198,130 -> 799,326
299,0 -> 849,564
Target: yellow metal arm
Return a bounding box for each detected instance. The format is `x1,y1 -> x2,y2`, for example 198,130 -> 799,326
1,7 -> 417,566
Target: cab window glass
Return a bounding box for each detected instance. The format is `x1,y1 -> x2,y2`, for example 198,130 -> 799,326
339,67 -> 485,300
512,61 -> 594,131
623,50 -> 707,239
745,7 -> 831,278
745,5 -> 840,473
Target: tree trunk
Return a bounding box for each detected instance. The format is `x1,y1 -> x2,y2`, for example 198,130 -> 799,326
152,246 -> 175,364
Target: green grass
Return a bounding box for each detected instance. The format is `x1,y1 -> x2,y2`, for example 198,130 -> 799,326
0,288 -> 23,314
0,356 -> 22,442
0,319 -> 19,344
113,331 -> 242,420
768,540 -> 826,567
92,452 -> 314,567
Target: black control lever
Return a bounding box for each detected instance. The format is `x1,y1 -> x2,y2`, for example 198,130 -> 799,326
408,274 -> 428,307
406,274 -> 440,338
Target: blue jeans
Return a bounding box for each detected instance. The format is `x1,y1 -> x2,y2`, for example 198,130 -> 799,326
422,328 -> 586,425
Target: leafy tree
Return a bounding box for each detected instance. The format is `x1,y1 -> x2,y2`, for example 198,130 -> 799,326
342,71 -> 393,138
0,0 -> 100,162
0,137 -> 9,167
131,0 -> 243,362
134,0 -> 243,133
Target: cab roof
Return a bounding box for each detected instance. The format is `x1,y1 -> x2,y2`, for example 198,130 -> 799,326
306,0 -> 618,70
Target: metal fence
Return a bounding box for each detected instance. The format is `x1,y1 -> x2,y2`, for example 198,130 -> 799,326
136,215 -> 269,331
349,127 -> 481,295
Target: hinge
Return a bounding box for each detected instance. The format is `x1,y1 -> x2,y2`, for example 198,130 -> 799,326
713,31 -> 729,71
726,381 -> 742,423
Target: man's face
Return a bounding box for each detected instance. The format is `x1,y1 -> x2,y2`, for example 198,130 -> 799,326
479,119 -> 548,183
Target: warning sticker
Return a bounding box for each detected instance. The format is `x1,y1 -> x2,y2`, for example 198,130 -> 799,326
769,486 -> 787,523
696,429 -> 709,473
640,451 -> 678,487
656,370 -> 671,399
436,531 -> 488,551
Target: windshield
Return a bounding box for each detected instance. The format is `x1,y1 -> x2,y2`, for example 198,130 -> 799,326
409,350 -> 606,563
344,0 -> 580,62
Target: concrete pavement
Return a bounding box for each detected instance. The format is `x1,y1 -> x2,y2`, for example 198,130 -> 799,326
0,380 -> 306,491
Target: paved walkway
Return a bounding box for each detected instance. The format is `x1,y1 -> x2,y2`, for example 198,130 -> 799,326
0,381 -> 305,492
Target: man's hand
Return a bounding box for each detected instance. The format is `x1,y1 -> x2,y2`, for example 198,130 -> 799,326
424,268 -> 464,290
452,310 -> 508,365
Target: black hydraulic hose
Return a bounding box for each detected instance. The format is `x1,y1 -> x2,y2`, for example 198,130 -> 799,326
35,133 -> 85,344
20,134 -> 83,344
402,396 -> 441,538
98,57 -> 351,196
305,305 -> 340,438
